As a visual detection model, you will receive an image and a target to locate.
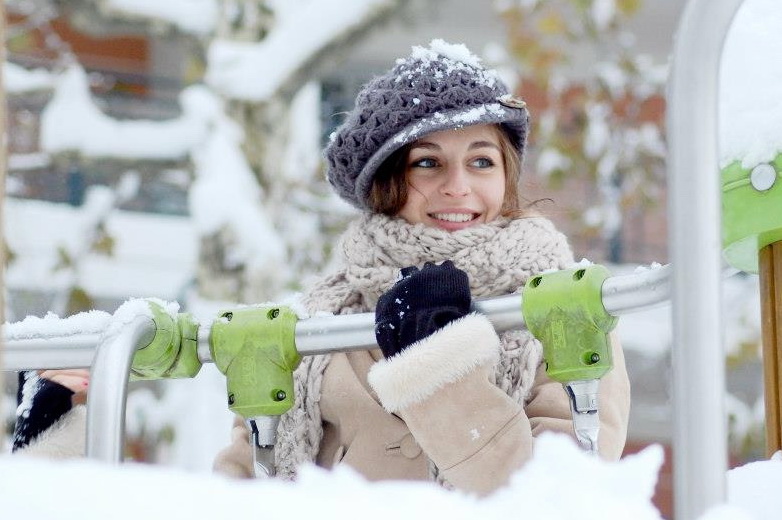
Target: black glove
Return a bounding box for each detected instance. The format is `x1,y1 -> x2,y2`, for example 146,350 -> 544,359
375,260 -> 472,359
12,371 -> 75,451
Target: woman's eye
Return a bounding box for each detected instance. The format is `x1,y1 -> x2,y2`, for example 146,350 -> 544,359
471,157 -> 495,168
411,157 -> 437,169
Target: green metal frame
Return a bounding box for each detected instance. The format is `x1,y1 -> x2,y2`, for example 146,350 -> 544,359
522,265 -> 617,383
210,306 -> 301,418
130,301 -> 202,380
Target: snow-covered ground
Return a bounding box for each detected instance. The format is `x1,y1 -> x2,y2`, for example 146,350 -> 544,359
0,433 -> 779,520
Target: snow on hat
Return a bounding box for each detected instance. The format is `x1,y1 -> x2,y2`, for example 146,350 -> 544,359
324,39 -> 530,211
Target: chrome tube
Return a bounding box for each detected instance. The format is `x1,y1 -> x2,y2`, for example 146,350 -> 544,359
4,334 -> 101,370
667,0 -> 744,518
602,264 -> 672,315
6,264 -> 686,365
85,315 -> 156,463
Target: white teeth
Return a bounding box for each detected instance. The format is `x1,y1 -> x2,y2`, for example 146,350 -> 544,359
431,213 -> 475,223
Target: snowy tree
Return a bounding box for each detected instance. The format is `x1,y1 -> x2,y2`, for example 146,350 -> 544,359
6,0 -> 408,307
496,0 -> 667,263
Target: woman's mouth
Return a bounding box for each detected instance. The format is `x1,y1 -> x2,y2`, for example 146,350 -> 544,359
428,212 -> 481,230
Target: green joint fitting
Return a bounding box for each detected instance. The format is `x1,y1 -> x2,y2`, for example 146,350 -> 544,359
521,265 -> 617,383
722,153 -> 782,273
130,301 -> 203,381
210,306 -> 301,419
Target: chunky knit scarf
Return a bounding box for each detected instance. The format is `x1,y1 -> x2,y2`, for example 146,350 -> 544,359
273,213 -> 574,479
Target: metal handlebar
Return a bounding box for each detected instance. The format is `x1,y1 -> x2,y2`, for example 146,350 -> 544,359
3,263 -> 679,464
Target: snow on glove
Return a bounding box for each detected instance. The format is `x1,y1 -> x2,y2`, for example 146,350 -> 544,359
375,260 -> 472,359
12,370 -> 75,451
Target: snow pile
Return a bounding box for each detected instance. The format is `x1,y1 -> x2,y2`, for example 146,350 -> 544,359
720,0 -> 782,167
205,0 -> 395,101
0,434 -> 665,520
727,456 -> 782,519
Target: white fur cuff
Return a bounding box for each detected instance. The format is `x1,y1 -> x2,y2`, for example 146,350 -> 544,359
21,405 -> 87,459
367,313 -> 500,413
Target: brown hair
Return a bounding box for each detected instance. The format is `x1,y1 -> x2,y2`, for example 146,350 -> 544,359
368,124 -> 528,217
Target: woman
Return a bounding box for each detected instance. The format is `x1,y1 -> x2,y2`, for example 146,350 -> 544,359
14,40 -> 630,496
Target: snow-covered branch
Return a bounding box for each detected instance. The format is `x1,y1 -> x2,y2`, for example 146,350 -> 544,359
3,62 -> 57,93
206,0 -> 404,101
41,66 -> 211,160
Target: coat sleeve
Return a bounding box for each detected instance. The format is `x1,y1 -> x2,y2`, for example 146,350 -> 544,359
367,314 -> 631,496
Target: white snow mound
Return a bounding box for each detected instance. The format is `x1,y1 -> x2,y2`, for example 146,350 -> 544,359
0,434 -> 663,519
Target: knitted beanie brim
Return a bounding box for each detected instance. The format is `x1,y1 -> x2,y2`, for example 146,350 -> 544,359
352,101 -> 528,210
326,40 -> 531,210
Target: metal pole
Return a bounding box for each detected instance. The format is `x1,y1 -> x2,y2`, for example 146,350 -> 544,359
85,315 -> 155,463
4,263 -> 718,365
1,260 -> 734,465
667,1 -> 743,518
292,265 -> 678,355
5,334 -> 101,370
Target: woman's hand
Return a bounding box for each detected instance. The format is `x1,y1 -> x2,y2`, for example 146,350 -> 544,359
374,260 -> 472,358
39,369 -> 90,405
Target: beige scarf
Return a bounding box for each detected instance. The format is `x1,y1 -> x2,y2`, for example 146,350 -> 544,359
273,213 -> 574,479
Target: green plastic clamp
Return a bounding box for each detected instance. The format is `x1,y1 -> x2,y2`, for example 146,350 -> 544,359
130,301 -> 203,381
722,153 -> 782,273
209,306 -> 301,419
521,265 -> 617,383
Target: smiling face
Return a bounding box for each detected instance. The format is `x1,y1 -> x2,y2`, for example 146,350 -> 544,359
396,124 -> 507,231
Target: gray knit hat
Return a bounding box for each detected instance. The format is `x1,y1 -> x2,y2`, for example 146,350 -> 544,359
325,39 -> 530,211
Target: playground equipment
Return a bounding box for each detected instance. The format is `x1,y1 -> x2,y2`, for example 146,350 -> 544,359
3,0 -> 782,519
5,264 -> 669,476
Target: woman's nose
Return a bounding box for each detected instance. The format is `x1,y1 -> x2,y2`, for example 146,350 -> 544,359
440,167 -> 471,196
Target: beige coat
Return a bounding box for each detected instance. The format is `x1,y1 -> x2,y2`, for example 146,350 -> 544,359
213,314 -> 630,496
